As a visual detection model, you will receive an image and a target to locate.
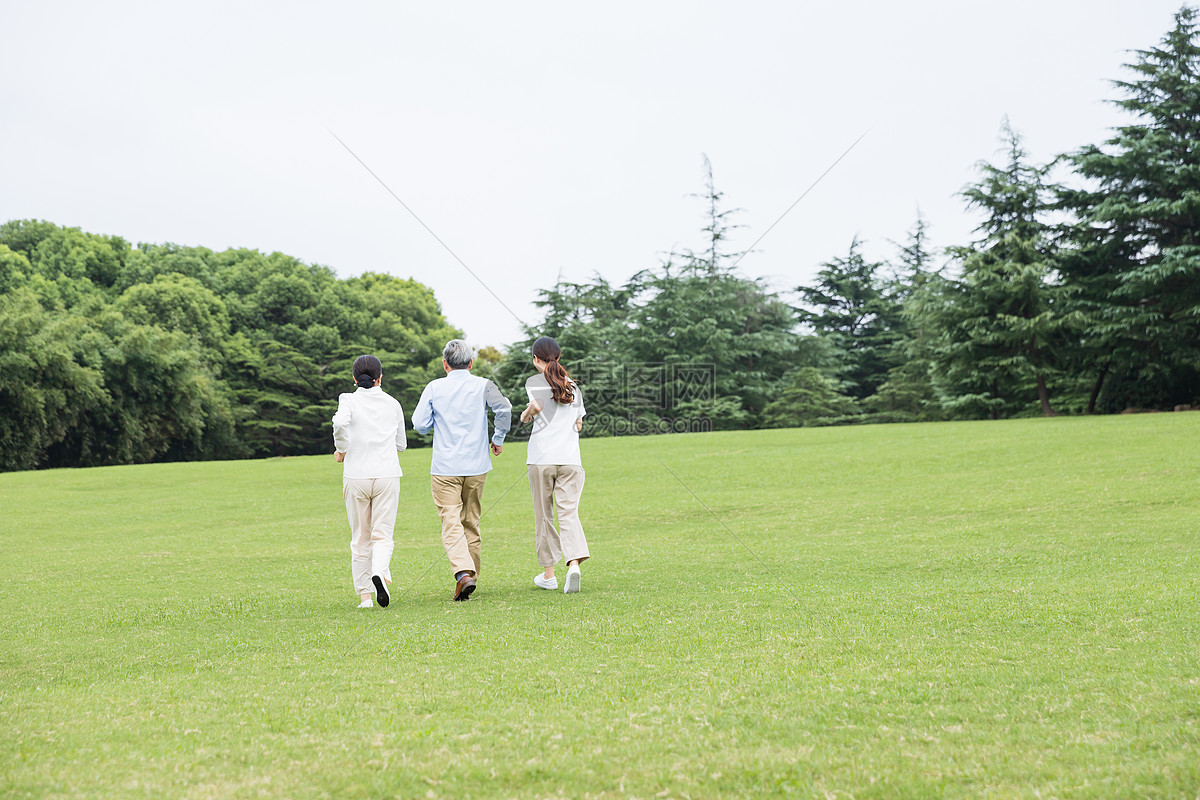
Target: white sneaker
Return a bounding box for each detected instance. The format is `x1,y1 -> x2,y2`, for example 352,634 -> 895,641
358,599 -> 373,608
534,573 -> 558,590
564,564 -> 581,594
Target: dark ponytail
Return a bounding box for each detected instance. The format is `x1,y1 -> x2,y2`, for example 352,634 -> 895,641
532,336 -> 574,405
352,354 -> 382,389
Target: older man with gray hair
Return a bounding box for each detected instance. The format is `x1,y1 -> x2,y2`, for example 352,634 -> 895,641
412,339 -> 513,601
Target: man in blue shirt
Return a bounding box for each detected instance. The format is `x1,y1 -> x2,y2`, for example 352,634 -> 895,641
412,340 -> 513,600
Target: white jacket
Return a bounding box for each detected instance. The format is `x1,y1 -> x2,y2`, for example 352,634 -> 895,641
332,386 -> 407,479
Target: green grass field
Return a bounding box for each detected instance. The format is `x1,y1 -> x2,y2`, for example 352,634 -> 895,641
1,414 -> 1198,799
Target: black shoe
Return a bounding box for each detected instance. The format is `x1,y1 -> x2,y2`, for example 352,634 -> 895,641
454,574 -> 476,601
372,575 -> 390,608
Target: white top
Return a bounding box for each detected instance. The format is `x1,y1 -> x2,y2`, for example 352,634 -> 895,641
331,386 -> 407,479
525,373 -> 585,466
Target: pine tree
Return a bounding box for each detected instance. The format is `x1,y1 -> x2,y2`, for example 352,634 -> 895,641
930,122 -> 1079,418
864,214 -> 945,421
795,237 -> 900,399
1059,6 -> 1200,410
693,154 -> 744,276
497,159 -> 800,433
761,367 -> 860,428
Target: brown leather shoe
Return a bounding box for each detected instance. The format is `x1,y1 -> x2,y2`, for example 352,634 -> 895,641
453,574 -> 477,601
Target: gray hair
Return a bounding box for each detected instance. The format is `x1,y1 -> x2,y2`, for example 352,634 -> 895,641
442,339 -> 475,369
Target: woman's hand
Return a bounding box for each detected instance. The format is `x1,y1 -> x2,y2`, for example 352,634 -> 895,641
575,418 -> 583,432
520,399 -> 543,424
334,451 -> 345,462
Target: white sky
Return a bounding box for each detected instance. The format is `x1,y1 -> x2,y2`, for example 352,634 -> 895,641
0,1 -> 1184,347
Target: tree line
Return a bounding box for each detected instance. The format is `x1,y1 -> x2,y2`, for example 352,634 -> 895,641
1,8 -> 1197,470
494,7 -> 1200,430
0,224 -> 460,470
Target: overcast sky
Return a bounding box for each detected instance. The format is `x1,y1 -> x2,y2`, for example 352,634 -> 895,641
0,1 -> 1185,347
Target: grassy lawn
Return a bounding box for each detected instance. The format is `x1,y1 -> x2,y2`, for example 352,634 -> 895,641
1,414 -> 1197,798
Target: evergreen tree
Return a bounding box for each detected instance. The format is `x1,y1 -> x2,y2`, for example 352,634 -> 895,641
498,159 -> 801,433
930,122 -> 1079,418
624,260 -> 797,430
623,158 -> 798,429
492,274 -> 636,434
693,154 -> 744,275
864,214 -> 946,421
1059,5 -> 1200,411
795,237 -> 900,399
761,367 -> 860,428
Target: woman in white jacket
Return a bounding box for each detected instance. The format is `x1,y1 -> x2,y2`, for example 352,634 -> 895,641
519,336 -> 590,593
332,354 -> 407,609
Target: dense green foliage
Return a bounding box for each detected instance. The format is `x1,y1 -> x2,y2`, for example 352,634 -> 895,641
795,237 -> 899,400
3,10 -> 1199,468
0,223 -> 458,470
494,164 -> 805,435
925,123 -> 1082,419
1059,5 -> 1200,412
2,416 -> 1197,797
501,9 -> 1199,430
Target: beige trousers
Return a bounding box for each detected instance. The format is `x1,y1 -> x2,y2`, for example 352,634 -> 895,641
431,474 -> 487,576
343,477 -> 400,595
528,464 -> 589,568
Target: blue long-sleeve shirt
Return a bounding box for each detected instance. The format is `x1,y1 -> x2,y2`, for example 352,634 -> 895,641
411,369 -> 512,476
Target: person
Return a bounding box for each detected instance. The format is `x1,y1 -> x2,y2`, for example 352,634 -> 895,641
412,339 -> 512,601
332,354 -> 407,609
519,336 -> 590,594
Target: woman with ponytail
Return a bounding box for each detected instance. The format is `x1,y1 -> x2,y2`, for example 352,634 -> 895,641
519,336 -> 590,593
332,354 -> 407,609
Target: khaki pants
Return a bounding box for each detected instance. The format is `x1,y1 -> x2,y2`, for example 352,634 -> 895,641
343,477 -> 401,595
529,464 -> 589,568
431,474 -> 487,576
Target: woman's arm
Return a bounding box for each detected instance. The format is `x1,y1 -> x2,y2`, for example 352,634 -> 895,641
574,383 -> 586,432
332,395 -> 353,454
520,397 -> 543,424
396,402 -> 408,453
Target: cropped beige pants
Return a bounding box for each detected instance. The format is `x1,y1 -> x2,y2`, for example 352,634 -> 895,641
528,464 -> 590,568
431,474 -> 487,577
343,477 -> 400,595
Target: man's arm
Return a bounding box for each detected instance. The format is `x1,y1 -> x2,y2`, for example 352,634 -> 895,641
485,380 -> 513,445
411,386 -> 435,436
